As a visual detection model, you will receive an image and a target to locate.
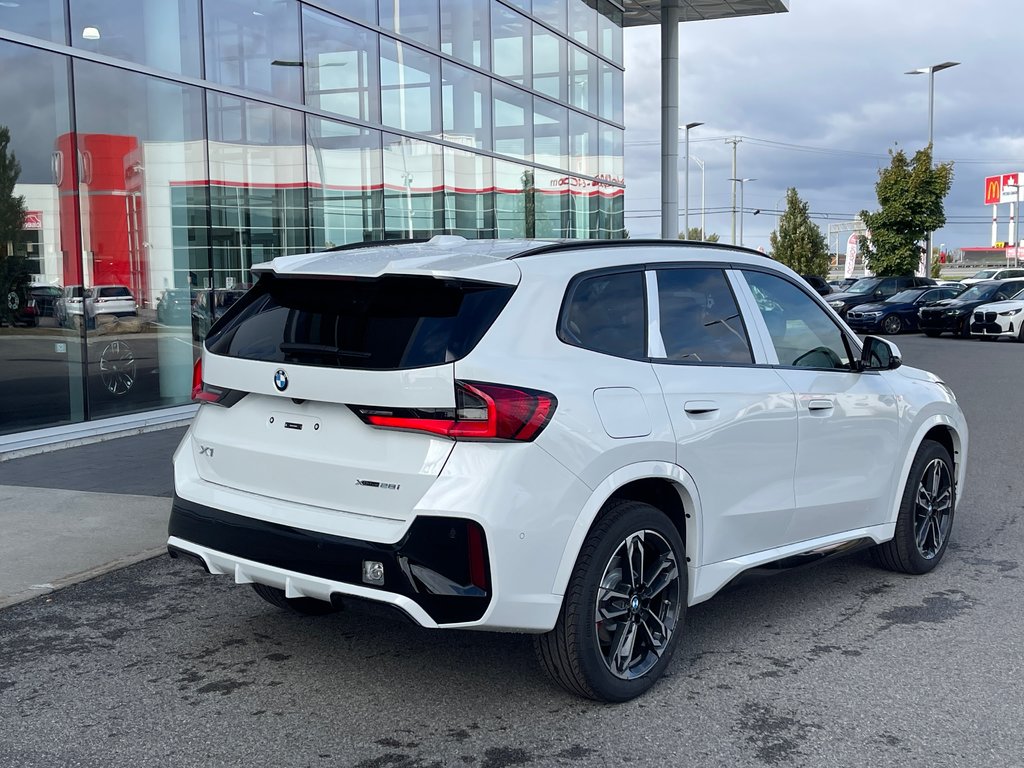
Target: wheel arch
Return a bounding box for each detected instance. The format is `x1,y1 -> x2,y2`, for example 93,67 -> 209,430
551,462 -> 702,605
888,416 -> 967,526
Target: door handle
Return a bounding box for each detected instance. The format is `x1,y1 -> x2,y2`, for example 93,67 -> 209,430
807,399 -> 834,412
684,400 -> 719,415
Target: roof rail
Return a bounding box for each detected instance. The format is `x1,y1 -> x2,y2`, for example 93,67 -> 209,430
508,238 -> 772,260
324,237 -> 430,252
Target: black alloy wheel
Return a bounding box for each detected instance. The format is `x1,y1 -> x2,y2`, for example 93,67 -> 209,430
535,500 -> 686,702
871,440 -> 955,574
882,314 -> 903,335
958,317 -> 972,338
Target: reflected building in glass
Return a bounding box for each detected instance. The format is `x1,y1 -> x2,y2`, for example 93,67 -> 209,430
0,0 -> 781,440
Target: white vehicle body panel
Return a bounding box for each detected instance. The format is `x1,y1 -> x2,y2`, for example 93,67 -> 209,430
170,237 -> 969,633
969,298 -> 1024,339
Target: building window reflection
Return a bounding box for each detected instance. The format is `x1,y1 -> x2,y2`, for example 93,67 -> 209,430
379,0 -> 439,48
440,0 -> 490,70
303,6 -> 380,124
383,134 -> 443,239
380,38 -> 441,135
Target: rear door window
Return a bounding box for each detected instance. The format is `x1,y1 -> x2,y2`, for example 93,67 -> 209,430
654,268 -> 752,364
206,275 -> 514,370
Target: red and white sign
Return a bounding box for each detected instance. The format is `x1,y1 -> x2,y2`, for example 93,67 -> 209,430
844,233 -> 858,278
23,211 -> 42,230
984,173 -> 1023,205
1007,246 -> 1022,260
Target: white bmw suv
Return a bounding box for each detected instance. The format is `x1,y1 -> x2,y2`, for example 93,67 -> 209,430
169,237 -> 968,702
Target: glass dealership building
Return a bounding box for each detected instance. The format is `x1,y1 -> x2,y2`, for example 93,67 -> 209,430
0,0 -> 625,440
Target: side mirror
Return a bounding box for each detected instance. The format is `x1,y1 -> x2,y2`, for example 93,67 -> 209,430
860,336 -> 902,371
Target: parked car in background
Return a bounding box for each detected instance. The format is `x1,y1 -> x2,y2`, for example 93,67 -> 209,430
846,285 -> 965,335
56,285 -> 87,327
26,284 -> 63,318
918,279 -> 1024,337
169,236 -> 969,703
969,287 -> 1024,341
829,277 -> 858,291
191,288 -> 246,340
91,285 -> 137,318
800,274 -> 832,296
827,275 -> 936,318
157,288 -> 193,326
960,267 -> 1024,286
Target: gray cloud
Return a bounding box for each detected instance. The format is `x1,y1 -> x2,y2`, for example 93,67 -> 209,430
625,0 -> 1022,253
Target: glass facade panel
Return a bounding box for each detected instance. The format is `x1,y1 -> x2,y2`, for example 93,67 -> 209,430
569,44 -> 596,113
0,0 -> 626,438
569,110 -> 598,177
444,149 -> 495,238
491,3 -> 530,86
311,0 -> 377,26
71,0 -> 201,77
533,26 -> 566,101
380,38 -> 440,135
0,42 -> 80,435
440,0 -> 490,70
0,0 -> 65,43
493,82 -> 532,162
73,59 -> 209,419
204,0 -> 302,102
597,0 -> 623,64
534,98 -> 567,170
303,6 -> 380,124
569,0 -> 596,49
379,0 -> 439,48
534,0 -> 567,32
382,134 -> 444,239
308,117 -> 382,248
494,159 -> 530,238
442,62 -> 492,151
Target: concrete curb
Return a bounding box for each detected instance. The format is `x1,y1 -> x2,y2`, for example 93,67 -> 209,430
0,546 -> 167,611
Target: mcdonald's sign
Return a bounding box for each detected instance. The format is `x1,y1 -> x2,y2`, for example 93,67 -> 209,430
985,175 -> 1002,205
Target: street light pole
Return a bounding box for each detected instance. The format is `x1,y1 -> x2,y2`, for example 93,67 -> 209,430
682,121 -> 703,239
729,177 -> 756,247
691,155 -> 706,239
906,61 -> 960,278
1008,183 -> 1022,267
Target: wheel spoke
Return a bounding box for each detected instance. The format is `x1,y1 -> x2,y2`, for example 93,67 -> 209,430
916,515 -> 932,551
931,516 -> 945,551
642,607 -> 669,643
932,487 -> 952,511
609,619 -> 639,675
916,484 -> 932,509
929,461 -> 942,499
626,533 -> 644,590
645,552 -> 678,598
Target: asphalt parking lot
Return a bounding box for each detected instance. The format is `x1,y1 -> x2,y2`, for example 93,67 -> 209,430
1,334 -> 1022,768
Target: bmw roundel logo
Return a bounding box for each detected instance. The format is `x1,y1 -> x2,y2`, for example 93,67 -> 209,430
273,369 -> 288,392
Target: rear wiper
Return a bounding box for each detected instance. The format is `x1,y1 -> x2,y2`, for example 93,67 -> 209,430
279,342 -> 371,358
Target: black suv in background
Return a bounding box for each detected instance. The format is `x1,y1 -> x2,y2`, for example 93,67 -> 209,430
827,275 -> 936,318
918,278 -> 1024,337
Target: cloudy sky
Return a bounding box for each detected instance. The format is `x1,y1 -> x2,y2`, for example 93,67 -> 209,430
622,0 -> 1021,255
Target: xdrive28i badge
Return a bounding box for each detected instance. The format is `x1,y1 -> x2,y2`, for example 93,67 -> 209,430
273,369 -> 288,392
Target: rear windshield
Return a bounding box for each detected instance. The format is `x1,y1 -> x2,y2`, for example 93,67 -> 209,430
97,286 -> 132,298
206,275 -> 515,370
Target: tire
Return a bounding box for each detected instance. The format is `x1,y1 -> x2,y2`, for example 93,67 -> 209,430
958,319 -> 972,338
535,500 -> 686,702
881,314 -> 902,335
871,440 -> 955,575
1017,324 -> 1024,343
250,583 -> 340,616
923,330 -> 941,337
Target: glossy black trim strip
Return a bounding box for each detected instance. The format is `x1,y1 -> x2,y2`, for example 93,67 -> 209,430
168,496 -> 491,625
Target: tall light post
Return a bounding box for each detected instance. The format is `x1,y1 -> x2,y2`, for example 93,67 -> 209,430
905,61 -> 960,277
682,122 -> 703,238
728,177 -> 756,247
691,155 -> 706,239
1008,183 -> 1022,267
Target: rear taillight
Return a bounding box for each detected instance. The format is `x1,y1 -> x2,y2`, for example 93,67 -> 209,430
352,381 -> 557,442
191,358 -> 242,406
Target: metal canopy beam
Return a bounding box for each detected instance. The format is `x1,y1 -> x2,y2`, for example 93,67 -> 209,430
622,0 -> 790,27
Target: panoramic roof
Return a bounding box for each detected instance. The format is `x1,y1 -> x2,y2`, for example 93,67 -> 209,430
621,0 -> 790,27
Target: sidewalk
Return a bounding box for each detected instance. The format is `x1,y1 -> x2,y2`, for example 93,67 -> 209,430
0,426 -> 187,608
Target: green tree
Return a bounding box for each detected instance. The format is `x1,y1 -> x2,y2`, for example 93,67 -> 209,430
0,125 -> 29,325
859,145 -> 953,276
679,227 -> 720,242
769,188 -> 829,277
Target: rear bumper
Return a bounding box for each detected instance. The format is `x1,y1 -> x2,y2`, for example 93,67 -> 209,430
168,495 -> 491,626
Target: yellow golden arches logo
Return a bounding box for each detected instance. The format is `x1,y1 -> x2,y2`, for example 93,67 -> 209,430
985,176 -> 1002,205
